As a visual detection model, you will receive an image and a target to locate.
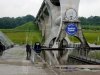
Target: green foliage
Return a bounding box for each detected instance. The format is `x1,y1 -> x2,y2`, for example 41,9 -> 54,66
5,32 -> 42,45
68,36 -> 80,43
79,16 -> 100,26
14,21 -> 39,31
82,25 -> 100,30
0,15 -> 100,29
83,31 -> 100,44
0,15 -> 35,29
0,21 -> 42,45
68,30 -> 100,45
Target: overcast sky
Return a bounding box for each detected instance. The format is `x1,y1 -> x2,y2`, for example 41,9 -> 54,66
0,0 -> 100,18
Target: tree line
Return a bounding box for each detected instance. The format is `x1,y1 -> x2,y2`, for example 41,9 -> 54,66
79,16 -> 100,26
0,15 -> 35,29
0,15 -> 100,29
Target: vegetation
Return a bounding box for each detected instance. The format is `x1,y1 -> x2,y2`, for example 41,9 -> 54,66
0,21 -> 42,45
0,15 -> 35,29
0,15 -> 100,29
82,25 -> 100,30
14,21 -> 39,31
5,32 -> 41,45
79,16 -> 100,26
68,30 -> 100,45
0,15 -> 100,60
0,15 -> 100,45
83,31 -> 100,44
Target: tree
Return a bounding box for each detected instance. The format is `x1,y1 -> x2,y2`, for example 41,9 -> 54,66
0,15 -> 35,29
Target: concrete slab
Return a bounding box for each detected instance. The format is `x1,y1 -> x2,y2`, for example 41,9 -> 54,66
0,46 -> 54,75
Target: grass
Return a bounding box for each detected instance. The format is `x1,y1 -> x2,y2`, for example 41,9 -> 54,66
1,22 -> 100,60
4,31 -> 42,45
14,21 -> 39,31
0,23 -> 100,45
0,21 -> 42,45
82,25 -> 100,30
84,31 -> 100,44
1,29 -> 100,45
68,30 -> 100,45
0,21 -> 39,32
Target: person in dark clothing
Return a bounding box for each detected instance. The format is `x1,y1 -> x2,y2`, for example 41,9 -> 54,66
34,42 -> 41,55
0,42 -> 5,56
26,44 -> 31,60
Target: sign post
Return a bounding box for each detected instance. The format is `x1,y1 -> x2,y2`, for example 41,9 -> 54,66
65,23 -> 78,36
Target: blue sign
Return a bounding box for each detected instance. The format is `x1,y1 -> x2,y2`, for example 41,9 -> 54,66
65,23 -> 78,35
